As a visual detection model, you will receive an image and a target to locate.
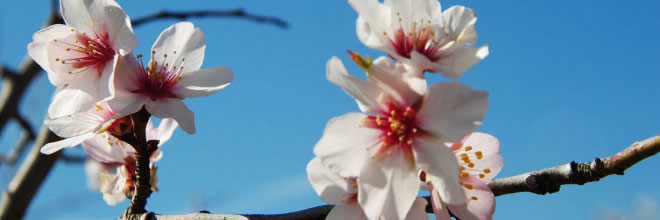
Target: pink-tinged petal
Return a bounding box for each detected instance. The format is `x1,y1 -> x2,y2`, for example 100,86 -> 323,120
145,99 -> 195,134
27,24 -> 75,86
454,132 -> 503,183
82,132 -> 132,163
404,197 -> 431,220
109,53 -> 140,93
60,0 -> 119,32
151,150 -> 163,162
430,188 -> 451,220
349,0 -> 392,52
85,159 -> 113,190
447,176 -> 495,220
416,83 -> 489,143
306,158 -> 353,205
41,133 -> 95,154
441,6 -> 478,45
103,191 -> 126,206
326,57 -> 385,112
46,102 -> 119,137
414,136 -> 467,205
102,6 -> 136,52
367,57 -> 425,106
174,67 -> 233,98
431,45 -> 489,79
151,22 -> 205,72
146,118 -> 178,146
48,87 -> 95,119
313,113 -> 381,177
357,151 -> 419,220
326,204 -> 365,220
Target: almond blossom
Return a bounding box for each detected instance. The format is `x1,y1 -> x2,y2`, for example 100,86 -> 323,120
110,22 -> 233,134
425,132 -> 503,220
84,118 -> 177,205
349,0 -> 488,79
28,0 -> 137,118
306,158 -> 429,220
41,101 -> 129,154
313,56 -> 489,219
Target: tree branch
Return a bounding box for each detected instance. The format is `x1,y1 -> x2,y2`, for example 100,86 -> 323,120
132,9 -> 288,29
487,134 -> 660,196
120,134 -> 660,219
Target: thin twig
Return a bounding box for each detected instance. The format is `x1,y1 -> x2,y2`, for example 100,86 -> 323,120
488,134 -> 660,196
132,9 -> 288,29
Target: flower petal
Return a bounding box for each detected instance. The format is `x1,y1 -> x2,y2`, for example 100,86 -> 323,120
453,132 -> 503,183
145,99 -> 195,134
414,136 -> 466,205
102,5 -> 136,52
41,133 -> 95,154
367,57 -> 425,106
48,87 -> 95,119
146,118 -> 178,146
430,188 -> 451,220
432,45 -> 489,79
326,204 -> 365,220
27,24 -> 75,87
404,197 -> 431,220
416,82 -> 489,143
306,158 -> 353,205
358,152 -> 419,220
326,57 -> 385,112
60,0 -> 118,31
151,22 -> 205,72
448,176 -> 496,220
441,6 -> 478,45
349,0 -> 392,51
82,133 -> 132,163
174,67 -> 233,98
313,113 -> 381,177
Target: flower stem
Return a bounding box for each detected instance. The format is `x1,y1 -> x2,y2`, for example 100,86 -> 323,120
124,108 -> 155,215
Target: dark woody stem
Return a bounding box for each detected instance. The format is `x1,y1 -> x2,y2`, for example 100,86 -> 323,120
118,108 -> 157,217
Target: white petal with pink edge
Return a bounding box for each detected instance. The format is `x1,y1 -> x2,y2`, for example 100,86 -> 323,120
416,82 -> 489,143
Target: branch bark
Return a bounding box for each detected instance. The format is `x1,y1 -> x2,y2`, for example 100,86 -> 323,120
119,134 -> 660,220
487,134 -> 660,196
132,9 -> 288,28
0,125 -> 61,220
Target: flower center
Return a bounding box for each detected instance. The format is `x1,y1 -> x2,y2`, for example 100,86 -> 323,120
55,27 -> 115,76
364,103 -> 419,159
388,26 -> 443,62
131,54 -> 182,101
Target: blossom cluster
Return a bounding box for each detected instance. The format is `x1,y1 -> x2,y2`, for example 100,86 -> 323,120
307,0 -> 503,219
28,0 -> 233,205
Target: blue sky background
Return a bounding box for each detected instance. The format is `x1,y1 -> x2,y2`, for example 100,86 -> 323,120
1,0 -> 659,219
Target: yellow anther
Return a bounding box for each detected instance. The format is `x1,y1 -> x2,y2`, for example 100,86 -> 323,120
471,196 -> 478,201
465,146 -> 473,151
55,58 -> 60,61
398,136 -> 404,142
475,151 -> 483,159
479,174 -> 485,179
468,163 -> 475,168
412,128 -> 418,133
483,169 -> 491,174
173,51 -> 177,54
406,140 -> 413,145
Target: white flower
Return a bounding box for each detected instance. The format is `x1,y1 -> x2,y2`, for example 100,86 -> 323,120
110,22 -> 234,134
313,56 -> 489,220
350,0 -> 488,79
41,101 -> 128,154
28,0 -> 137,118
83,118 -> 177,205
306,158 -> 429,220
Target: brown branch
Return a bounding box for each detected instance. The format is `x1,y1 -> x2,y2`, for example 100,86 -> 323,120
0,125 -> 61,220
120,134 -> 660,219
488,134 -> 660,196
132,9 -> 288,29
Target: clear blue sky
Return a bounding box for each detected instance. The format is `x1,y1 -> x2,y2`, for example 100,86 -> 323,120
1,0 -> 659,219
